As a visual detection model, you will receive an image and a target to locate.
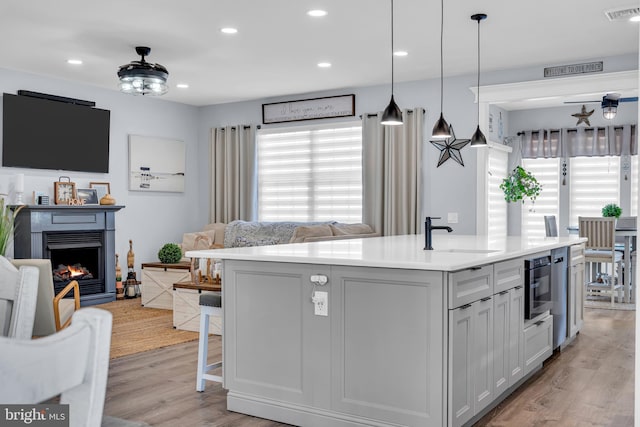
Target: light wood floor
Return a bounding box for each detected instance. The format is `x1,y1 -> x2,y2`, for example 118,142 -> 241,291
104,308 -> 634,427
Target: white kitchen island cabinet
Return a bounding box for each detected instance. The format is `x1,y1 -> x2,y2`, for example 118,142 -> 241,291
187,234 -> 586,427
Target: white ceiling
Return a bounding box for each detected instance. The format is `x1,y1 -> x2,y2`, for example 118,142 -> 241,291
0,0 -> 637,107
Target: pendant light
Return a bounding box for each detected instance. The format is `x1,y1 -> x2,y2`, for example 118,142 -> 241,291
381,0 -> 403,126
431,0 -> 451,138
470,13 -> 487,147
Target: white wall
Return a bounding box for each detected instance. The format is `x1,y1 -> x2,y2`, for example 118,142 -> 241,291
0,68 -> 200,278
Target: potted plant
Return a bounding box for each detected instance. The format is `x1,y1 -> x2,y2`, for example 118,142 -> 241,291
601,203 -> 622,218
158,243 -> 183,264
499,166 -> 542,203
0,196 -> 22,257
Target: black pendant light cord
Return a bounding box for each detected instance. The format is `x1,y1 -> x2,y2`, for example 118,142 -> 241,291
476,17 -> 481,125
439,0 -> 444,113
390,0 -> 395,95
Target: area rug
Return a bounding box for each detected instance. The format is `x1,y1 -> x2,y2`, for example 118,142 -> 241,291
96,298 -> 199,359
585,296 -> 636,311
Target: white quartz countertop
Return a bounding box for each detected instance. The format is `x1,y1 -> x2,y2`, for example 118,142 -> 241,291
186,234 -> 587,272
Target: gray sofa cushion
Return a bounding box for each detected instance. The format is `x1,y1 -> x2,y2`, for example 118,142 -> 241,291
289,224 -> 333,243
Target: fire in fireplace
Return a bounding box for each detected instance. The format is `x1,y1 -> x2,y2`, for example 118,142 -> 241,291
52,264 -> 94,282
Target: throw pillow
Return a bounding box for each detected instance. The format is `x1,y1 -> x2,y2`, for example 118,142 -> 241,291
181,230 -> 216,254
290,224 -> 333,243
330,223 -> 373,236
203,223 -> 227,246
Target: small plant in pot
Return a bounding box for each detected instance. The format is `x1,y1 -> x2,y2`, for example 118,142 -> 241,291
158,243 -> 183,264
601,203 -> 622,219
499,166 -> 542,204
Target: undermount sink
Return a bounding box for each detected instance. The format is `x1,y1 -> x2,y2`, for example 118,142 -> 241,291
436,248 -> 499,254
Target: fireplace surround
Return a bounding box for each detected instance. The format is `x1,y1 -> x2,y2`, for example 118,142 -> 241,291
13,205 -> 124,306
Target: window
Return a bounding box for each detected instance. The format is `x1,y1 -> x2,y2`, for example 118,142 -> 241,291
569,156 -> 620,226
631,155 -> 638,216
521,158 -> 560,238
257,122 -> 362,222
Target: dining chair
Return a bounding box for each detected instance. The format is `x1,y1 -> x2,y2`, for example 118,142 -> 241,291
0,308 -> 112,427
544,215 -> 558,237
579,216 -> 623,305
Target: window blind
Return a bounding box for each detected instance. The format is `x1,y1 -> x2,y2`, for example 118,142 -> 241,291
487,148 -> 508,237
521,158 -> 560,238
569,156 -> 620,226
257,123 -> 362,222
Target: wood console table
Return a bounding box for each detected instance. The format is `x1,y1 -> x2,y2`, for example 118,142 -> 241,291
173,281 -> 222,334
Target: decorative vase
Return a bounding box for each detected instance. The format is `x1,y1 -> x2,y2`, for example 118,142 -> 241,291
100,194 -> 116,205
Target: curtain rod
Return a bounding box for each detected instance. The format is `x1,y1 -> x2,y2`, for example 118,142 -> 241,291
517,125 -> 629,136
219,125 -> 260,131
359,109 -> 414,119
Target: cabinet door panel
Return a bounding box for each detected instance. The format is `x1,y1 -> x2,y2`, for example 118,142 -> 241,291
449,305 -> 474,427
493,291 -> 510,397
508,286 -> 524,386
473,298 -> 494,414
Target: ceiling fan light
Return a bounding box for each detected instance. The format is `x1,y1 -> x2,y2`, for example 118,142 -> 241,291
432,112 -> 451,138
603,105 -> 617,120
117,46 -> 169,96
470,125 -> 487,147
381,95 -> 403,125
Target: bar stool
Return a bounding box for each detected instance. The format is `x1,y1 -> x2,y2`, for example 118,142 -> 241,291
196,292 -> 222,392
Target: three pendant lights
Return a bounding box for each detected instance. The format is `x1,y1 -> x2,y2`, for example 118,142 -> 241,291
380,0 -> 488,147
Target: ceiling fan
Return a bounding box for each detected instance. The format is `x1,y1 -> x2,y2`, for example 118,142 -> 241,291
564,93 -> 638,119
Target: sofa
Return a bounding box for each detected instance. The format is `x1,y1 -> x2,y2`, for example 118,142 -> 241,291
179,220 -> 378,254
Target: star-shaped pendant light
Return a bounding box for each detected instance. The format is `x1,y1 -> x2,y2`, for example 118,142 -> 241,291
430,125 -> 470,167
571,105 -> 594,126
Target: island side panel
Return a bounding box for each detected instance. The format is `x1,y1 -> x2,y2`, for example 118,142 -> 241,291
224,260 -> 332,409
330,266 -> 445,426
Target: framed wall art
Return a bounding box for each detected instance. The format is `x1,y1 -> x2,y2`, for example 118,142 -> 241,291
262,94 -> 355,124
128,135 -> 185,192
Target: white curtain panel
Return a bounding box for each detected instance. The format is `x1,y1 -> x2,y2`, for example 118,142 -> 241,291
210,125 -> 257,223
362,108 -> 424,236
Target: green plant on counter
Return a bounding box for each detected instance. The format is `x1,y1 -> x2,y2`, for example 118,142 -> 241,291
158,243 -> 182,264
499,166 -> 542,203
602,203 -> 622,218
0,196 -> 22,257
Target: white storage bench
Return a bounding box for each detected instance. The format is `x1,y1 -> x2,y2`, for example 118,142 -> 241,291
173,281 -> 222,335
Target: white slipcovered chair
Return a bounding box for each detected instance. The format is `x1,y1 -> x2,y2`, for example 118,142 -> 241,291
11,258 -> 80,335
0,308 -> 112,427
0,255 -> 39,339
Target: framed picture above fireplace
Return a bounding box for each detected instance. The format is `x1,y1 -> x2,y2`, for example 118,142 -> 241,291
77,188 -> 99,205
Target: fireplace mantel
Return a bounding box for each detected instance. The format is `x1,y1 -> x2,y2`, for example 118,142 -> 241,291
13,205 -> 125,306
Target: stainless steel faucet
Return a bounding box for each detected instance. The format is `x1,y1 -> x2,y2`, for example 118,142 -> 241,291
424,216 -> 453,250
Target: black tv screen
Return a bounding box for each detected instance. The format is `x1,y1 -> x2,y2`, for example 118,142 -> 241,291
2,92 -> 110,173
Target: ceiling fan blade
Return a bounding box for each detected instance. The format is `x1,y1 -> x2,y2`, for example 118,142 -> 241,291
620,97 -> 638,103
563,100 -> 599,104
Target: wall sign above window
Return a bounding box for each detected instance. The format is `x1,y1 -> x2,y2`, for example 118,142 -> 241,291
543,61 -> 603,78
262,94 -> 355,124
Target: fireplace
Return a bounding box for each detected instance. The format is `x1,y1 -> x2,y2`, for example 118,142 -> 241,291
13,205 -> 124,306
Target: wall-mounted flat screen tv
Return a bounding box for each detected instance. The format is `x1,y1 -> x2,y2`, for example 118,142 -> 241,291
2,92 -> 110,173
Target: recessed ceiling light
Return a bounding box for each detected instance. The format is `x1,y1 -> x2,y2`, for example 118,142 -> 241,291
220,27 -> 238,34
394,51 -> 408,57
317,62 -> 332,68
176,83 -> 189,89
67,59 -> 83,65
307,10 -> 328,17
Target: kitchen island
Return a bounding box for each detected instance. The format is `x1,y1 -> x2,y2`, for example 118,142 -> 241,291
187,234 -> 586,427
